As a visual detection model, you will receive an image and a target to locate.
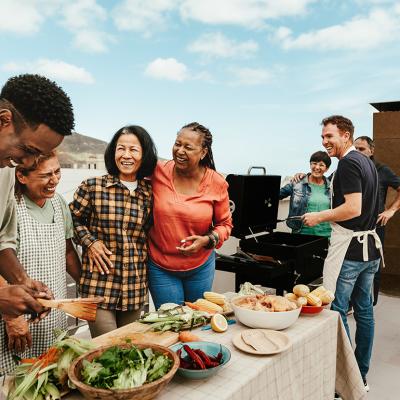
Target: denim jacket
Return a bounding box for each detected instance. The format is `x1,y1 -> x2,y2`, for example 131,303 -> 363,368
279,174 -> 331,232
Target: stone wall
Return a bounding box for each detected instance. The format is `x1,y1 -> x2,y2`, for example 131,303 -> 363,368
373,111 -> 400,277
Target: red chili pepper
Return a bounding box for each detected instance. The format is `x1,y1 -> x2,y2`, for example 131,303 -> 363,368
183,345 -> 206,370
180,358 -> 192,369
216,352 -> 223,362
193,349 -> 220,368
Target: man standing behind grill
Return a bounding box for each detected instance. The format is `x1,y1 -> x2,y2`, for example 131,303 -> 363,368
302,115 -> 382,392
354,135 -> 400,305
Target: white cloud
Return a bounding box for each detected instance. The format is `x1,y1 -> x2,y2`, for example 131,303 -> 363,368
277,7 -> 400,50
180,0 -> 316,28
73,30 -> 115,53
0,0 -> 46,34
113,0 -> 177,36
231,67 -> 273,85
112,0 -> 316,35
2,59 -> 94,84
145,58 -> 189,81
188,32 -> 258,58
60,0 -> 113,53
61,0 -> 106,30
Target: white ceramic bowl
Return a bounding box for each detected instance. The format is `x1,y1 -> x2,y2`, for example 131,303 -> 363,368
231,295 -> 301,330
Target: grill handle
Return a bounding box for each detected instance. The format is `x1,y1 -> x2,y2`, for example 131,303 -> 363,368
247,166 -> 266,175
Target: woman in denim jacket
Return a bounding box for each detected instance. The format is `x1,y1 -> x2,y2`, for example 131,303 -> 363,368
280,151 -> 332,237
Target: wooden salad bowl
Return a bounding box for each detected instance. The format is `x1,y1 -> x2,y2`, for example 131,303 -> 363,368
68,342 -> 179,400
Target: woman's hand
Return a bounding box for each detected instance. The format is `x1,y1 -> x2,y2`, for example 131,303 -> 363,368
87,241 -> 113,275
4,315 -> 32,352
176,235 -> 209,256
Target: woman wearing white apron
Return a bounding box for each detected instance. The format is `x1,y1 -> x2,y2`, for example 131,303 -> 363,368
303,116 -> 382,391
0,152 -> 81,375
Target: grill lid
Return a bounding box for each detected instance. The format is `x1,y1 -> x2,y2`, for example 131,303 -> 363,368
226,174 -> 281,238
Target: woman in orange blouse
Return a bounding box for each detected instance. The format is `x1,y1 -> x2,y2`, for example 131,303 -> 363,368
70,125 -> 157,337
148,122 -> 233,309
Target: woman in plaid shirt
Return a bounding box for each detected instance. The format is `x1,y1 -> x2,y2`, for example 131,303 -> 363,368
70,126 -> 157,337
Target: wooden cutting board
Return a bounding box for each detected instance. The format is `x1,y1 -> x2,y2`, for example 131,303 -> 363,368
92,321 -> 179,348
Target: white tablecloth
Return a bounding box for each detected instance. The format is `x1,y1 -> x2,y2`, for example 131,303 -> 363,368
158,309 -> 366,400
2,310 -> 366,400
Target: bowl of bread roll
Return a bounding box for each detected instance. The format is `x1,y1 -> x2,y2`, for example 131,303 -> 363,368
231,294 -> 301,330
285,285 -> 335,315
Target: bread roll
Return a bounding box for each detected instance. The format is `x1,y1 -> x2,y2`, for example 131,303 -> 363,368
306,293 -> 322,307
293,284 -> 310,297
285,293 -> 298,301
320,290 -> 335,305
311,286 -> 327,297
296,296 -> 308,307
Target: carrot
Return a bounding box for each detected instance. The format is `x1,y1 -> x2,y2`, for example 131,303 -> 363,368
38,347 -> 59,368
20,358 -> 37,364
179,331 -> 201,343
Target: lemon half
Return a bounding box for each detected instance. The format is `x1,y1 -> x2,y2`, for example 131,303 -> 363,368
210,313 -> 228,333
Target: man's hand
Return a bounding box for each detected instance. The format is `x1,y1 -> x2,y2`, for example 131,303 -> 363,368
24,278 -> 53,299
302,212 -> 323,227
0,285 -> 47,317
291,173 -> 306,184
87,241 -> 113,275
4,315 -> 32,352
377,209 -> 396,226
23,278 -> 53,322
176,235 -> 209,256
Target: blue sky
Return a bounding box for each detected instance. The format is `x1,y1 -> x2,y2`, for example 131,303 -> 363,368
1,0 -> 400,176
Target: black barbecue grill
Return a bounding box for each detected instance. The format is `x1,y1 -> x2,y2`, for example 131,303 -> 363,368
216,170 -> 328,294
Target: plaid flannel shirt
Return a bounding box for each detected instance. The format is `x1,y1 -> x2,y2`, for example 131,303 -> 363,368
69,174 -> 152,311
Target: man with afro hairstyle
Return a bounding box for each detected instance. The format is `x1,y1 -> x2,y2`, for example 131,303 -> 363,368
0,74 -> 74,319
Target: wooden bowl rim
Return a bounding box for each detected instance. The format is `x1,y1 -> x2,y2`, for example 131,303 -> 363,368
68,342 -> 179,394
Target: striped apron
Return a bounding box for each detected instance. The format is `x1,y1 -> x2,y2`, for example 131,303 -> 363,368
0,195 -> 67,375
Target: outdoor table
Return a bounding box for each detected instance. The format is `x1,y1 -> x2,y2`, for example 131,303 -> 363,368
64,309 -> 366,400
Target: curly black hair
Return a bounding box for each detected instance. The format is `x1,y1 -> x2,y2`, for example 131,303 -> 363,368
0,74 -> 74,136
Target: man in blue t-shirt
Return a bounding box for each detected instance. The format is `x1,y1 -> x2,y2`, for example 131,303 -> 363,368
303,115 -> 381,392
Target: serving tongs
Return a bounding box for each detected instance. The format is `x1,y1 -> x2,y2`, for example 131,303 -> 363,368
276,216 -> 304,223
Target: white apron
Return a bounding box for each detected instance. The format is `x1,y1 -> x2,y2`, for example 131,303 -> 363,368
323,222 -> 384,292
323,148 -> 384,292
0,195 -> 67,375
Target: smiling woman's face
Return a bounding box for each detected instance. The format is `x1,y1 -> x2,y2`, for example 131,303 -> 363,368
114,134 -> 143,181
17,156 -> 61,206
172,128 -> 207,172
309,160 -> 328,179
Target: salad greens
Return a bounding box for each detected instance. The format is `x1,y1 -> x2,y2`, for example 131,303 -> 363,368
7,330 -> 95,400
139,304 -> 209,332
81,345 -> 172,389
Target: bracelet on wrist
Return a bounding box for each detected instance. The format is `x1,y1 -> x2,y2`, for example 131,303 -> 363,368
204,234 -> 217,249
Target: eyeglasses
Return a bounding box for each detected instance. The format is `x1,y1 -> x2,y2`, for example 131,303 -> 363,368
310,162 -> 327,168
